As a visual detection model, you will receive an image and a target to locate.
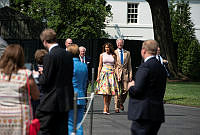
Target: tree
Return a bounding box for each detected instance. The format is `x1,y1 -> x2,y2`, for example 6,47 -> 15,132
169,0 -> 197,74
182,40 -> 200,80
10,0 -> 112,39
146,0 -> 178,78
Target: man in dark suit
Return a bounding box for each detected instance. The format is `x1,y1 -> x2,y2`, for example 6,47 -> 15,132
156,47 -> 170,78
79,46 -> 92,80
79,46 -> 92,111
36,29 -> 74,135
128,40 -> 167,135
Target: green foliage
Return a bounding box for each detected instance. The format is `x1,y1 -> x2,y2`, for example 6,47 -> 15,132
10,0 -> 31,13
182,40 -> 200,79
27,0 -> 61,30
169,0 -> 200,79
177,37 -> 190,72
170,0 -> 195,42
10,0 -> 112,39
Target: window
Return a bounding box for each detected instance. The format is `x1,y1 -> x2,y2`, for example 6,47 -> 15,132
177,4 -> 184,14
127,3 -> 138,23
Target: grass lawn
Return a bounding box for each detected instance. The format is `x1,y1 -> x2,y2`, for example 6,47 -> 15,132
164,81 -> 200,107
88,81 -> 200,107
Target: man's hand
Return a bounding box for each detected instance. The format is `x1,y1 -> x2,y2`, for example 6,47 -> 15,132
128,81 -> 135,90
163,59 -> 168,64
33,70 -> 39,78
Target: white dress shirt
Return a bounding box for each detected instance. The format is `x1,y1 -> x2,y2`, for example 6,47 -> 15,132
49,43 -> 58,52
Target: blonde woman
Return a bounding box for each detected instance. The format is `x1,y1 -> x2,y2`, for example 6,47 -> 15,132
68,44 -> 88,135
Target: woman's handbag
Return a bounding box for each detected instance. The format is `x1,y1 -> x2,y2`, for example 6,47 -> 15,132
26,72 -> 40,135
29,119 -> 40,135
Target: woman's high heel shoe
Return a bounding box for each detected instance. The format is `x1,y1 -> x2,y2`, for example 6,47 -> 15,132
115,108 -> 120,113
106,112 -> 110,115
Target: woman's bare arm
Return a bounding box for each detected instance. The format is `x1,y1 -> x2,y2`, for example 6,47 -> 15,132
97,54 -> 103,82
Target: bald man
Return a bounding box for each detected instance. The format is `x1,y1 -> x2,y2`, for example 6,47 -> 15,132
65,38 -> 72,51
128,40 -> 167,135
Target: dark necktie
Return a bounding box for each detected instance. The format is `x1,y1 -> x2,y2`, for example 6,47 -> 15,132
120,50 -> 123,64
158,55 -> 161,62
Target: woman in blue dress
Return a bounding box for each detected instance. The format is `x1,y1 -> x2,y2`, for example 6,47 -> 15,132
68,44 -> 88,135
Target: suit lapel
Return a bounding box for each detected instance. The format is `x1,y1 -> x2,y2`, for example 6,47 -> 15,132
123,50 -> 128,65
115,50 -> 120,65
115,49 -> 127,66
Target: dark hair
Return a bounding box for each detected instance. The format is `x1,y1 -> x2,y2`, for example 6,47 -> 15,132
40,28 -> 57,43
0,44 -> 25,76
102,42 -> 115,55
34,49 -> 48,64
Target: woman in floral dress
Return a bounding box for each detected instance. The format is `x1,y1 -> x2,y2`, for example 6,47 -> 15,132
0,44 -> 39,135
96,42 -> 119,114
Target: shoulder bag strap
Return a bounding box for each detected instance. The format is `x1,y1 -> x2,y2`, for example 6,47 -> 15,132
26,71 -> 33,119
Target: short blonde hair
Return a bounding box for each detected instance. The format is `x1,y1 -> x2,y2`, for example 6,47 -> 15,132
142,40 -> 158,55
67,44 -> 79,57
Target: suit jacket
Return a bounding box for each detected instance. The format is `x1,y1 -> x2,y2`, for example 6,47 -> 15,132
156,55 -> 170,77
128,57 -> 167,122
85,56 -> 91,66
38,46 -> 74,112
79,55 -> 92,81
85,56 -> 92,81
114,49 -> 132,81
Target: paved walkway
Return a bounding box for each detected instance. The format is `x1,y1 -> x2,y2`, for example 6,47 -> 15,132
83,95 -> 200,135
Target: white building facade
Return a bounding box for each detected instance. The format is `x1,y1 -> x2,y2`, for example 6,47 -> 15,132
104,0 -> 200,42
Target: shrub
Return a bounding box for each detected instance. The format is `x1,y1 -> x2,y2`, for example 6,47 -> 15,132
169,0 -> 199,79
182,40 -> 200,80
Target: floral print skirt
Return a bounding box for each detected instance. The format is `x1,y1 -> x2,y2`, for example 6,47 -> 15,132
96,65 -> 119,95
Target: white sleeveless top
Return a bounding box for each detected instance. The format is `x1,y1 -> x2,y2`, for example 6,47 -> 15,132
102,52 -> 114,66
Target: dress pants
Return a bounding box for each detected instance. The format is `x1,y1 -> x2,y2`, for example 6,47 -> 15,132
131,120 -> 161,135
114,80 -> 128,109
68,105 -> 84,135
36,111 -> 68,135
